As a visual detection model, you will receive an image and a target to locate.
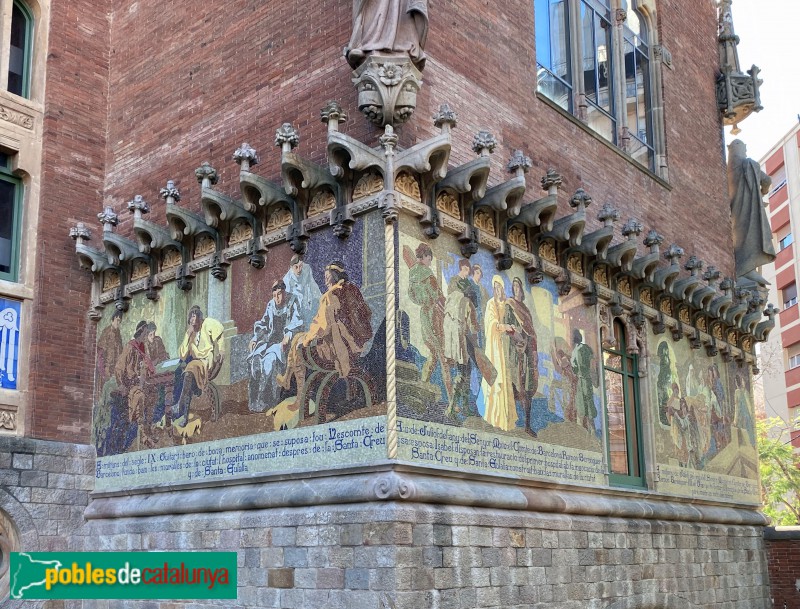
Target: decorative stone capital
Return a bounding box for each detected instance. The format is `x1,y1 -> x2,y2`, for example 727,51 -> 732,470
621,218 -> 643,240
506,150 -> 532,176
569,188 -> 592,210
233,143 -> 260,171
653,44 -> 673,69
69,222 -> 91,244
433,103 -> 458,132
352,55 -> 422,127
127,195 -> 150,219
275,124 -> 300,152
97,206 -> 119,232
160,180 -> 181,203
472,131 -> 497,157
194,163 -> 218,189
597,202 -> 619,226
320,100 -> 348,132
643,229 -> 664,250
615,8 -> 627,23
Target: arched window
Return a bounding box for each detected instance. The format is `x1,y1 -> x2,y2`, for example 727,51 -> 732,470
7,0 -> 33,98
0,152 -> 22,282
534,0 -> 660,174
603,319 -> 645,487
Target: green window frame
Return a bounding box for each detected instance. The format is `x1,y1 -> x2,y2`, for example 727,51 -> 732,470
602,319 -> 646,488
0,154 -> 22,282
7,0 -> 33,98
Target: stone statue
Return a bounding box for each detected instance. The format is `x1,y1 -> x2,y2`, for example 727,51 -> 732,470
345,0 -> 429,70
727,139 -> 774,287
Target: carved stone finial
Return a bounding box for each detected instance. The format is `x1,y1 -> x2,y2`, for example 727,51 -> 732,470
160,180 -> 181,203
69,222 -> 91,244
643,229 -> 663,250
194,163 -> 218,188
540,169 -> 562,193
275,124 -> 300,152
569,188 -> 592,210
506,150 -> 532,176
379,124 -> 399,151
763,302 -> 778,321
663,244 -> 684,265
97,206 -> 119,232
597,202 -> 619,226
433,104 -> 458,132
685,255 -> 703,274
472,131 -> 497,157
719,277 -> 734,294
127,195 -> 150,220
621,218 -> 643,240
233,143 -> 260,171
320,100 -> 348,131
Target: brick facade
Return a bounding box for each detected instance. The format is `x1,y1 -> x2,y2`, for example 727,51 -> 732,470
765,528 -> 800,609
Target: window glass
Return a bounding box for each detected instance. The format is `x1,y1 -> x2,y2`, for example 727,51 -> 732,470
0,175 -> 20,280
779,232 -> 794,251
784,283 -> 798,309
536,0 -> 572,110
8,1 -> 31,98
581,1 -> 615,142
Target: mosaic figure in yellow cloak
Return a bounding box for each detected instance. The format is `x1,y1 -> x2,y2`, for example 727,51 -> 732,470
481,275 -> 518,431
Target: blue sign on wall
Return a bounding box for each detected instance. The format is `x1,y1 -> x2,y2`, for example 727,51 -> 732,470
0,297 -> 20,390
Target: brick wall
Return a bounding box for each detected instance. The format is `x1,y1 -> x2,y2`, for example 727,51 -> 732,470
27,1 -> 111,441
765,527 -> 800,609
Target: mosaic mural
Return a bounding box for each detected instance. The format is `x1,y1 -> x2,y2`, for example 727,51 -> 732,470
92,214 -> 387,490
0,297 -> 20,390
395,218 -> 606,484
649,329 -> 760,503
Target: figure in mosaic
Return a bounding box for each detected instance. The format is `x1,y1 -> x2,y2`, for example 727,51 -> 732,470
480,275 -> 518,432
115,321 -> 157,449
95,309 -> 123,395
570,329 -> 597,435
145,321 -> 169,366
248,279 -> 303,413
172,305 -> 225,427
283,255 -> 322,331
656,341 -> 676,426
345,0 -> 429,69
507,277 -> 539,437
301,260 -> 373,378
727,139 -> 775,287
669,396 -> 701,469
443,259 -> 481,417
733,374 -> 755,446
467,264 -> 488,347
406,243 -> 450,399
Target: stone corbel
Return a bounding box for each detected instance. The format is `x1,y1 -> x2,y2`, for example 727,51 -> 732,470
70,223 -> 110,320
652,244 -> 684,291
205,156 -> 257,232
277,124 -> 338,211
651,312 -> 666,335
352,55 -> 422,126
671,320 -> 683,343
708,277 -> 734,318
475,151 -> 530,218
394,105 -> 453,186
458,226 -> 479,259
578,202 -> 619,259
630,229 -> 663,281
165,186 -> 218,246
671,255 -> 703,301
607,218 -> 642,273
690,328 -> 702,350
555,268 -> 572,296
99,206 -> 149,269
437,131 -> 494,202
691,266 -> 720,311
547,188 -> 590,248
755,304 -> 777,341
705,337 -> 719,358
724,285 -> 750,327
741,294 -> 766,334
511,168 -> 562,238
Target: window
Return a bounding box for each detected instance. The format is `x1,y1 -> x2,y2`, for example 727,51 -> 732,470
783,283 -> 797,310
779,231 -> 794,251
0,153 -> 22,282
603,319 -> 645,487
7,0 -> 32,98
790,354 -> 800,370
769,165 -> 787,198
535,0 -> 658,172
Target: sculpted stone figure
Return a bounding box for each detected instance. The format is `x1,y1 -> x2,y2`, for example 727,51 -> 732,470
727,139 -> 775,287
345,0 -> 429,69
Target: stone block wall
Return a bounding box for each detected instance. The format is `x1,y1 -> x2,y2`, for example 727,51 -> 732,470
764,526 -> 800,609
67,502 -> 769,609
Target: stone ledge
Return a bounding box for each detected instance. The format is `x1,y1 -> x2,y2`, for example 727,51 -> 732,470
85,466 -> 767,527
0,436 -> 95,458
